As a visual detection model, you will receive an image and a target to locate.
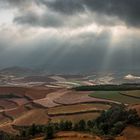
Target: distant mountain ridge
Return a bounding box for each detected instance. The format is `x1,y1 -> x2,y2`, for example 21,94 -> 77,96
0,66 -> 38,76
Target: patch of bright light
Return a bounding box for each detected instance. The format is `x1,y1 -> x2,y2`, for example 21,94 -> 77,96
124,74 -> 140,80
0,9 -> 14,25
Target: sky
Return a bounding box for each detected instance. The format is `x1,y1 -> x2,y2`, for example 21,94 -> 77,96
0,0 -> 140,73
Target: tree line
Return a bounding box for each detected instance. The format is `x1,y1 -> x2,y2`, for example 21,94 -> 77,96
74,84 -> 140,91
1,105 -> 140,140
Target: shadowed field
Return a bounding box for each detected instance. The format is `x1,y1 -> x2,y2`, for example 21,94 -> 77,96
89,91 -> 140,104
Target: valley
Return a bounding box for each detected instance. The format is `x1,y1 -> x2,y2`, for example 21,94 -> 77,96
0,69 -> 139,140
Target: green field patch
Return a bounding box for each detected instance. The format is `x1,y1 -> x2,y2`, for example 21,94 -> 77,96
121,90 -> 140,98
89,91 -> 140,104
48,103 -> 110,116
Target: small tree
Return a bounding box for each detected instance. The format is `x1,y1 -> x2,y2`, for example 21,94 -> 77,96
44,125 -> 54,140
29,124 -> 37,136
78,120 -> 86,131
87,120 -> 94,129
64,121 -> 72,131
111,121 -> 126,135
59,121 -> 65,131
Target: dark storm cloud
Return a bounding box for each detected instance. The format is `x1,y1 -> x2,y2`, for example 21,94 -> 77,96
0,28 -> 140,73
2,0 -> 140,28
0,0 -> 29,8
47,0 -> 140,27
14,11 -> 64,28
1,0 -> 140,28
0,0 -> 140,73
43,0 -> 84,15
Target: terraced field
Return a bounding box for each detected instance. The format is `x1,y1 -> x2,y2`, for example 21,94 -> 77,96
48,103 -> 110,116
0,86 -> 139,138
0,113 -> 11,124
54,132 -> 99,140
89,91 -> 140,104
55,90 -> 118,105
13,109 -> 49,126
51,112 -> 100,123
0,86 -> 58,133
0,100 -> 17,109
121,90 -> 140,98
5,105 -> 29,119
32,132 -> 101,140
0,87 -> 114,133
34,90 -> 67,108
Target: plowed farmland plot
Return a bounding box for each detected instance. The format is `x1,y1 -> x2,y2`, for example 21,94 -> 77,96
0,124 -> 18,134
0,86 -> 26,93
55,91 -> 118,105
8,98 -> 29,106
89,91 -> 140,104
51,112 -> 100,123
0,113 -> 11,124
116,126 -> 140,140
130,104 -> 140,116
0,100 -> 17,109
0,87 -> 27,97
48,103 -> 110,116
13,109 -> 49,126
5,105 -> 29,119
24,88 -> 57,100
34,90 -> 68,108
53,132 -> 99,140
0,86 -> 57,100
121,90 -> 140,98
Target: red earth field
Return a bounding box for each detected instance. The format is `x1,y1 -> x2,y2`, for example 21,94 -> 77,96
0,86 -> 139,140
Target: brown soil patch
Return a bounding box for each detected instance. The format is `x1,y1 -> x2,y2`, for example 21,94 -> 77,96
129,104 -> 140,116
51,112 -> 100,123
24,87 -> 59,100
0,87 -> 27,97
0,113 -> 10,124
116,126 -> 140,140
13,109 -> 49,126
8,98 -> 29,106
55,91 -> 117,105
34,90 -> 68,108
0,100 -> 17,109
54,131 -> 101,140
48,103 -> 110,115
0,86 -> 57,100
32,137 -> 44,140
0,124 -> 18,135
5,105 -> 29,119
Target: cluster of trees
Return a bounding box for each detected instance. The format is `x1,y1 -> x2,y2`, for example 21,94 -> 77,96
92,105 -> 140,136
19,120 -> 87,139
1,105 -> 140,140
0,131 -> 14,140
18,105 -> 140,139
74,84 -> 140,91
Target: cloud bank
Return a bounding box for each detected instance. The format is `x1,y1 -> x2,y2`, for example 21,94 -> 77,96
0,0 -> 140,73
